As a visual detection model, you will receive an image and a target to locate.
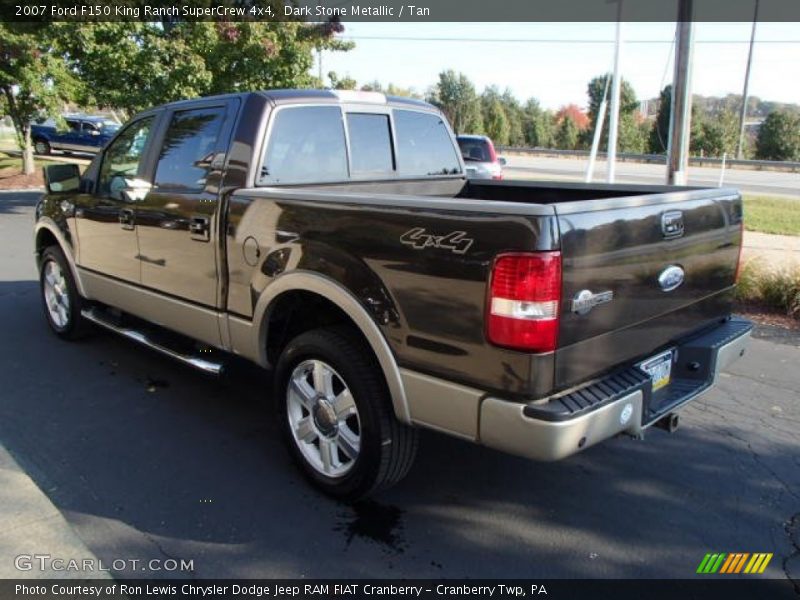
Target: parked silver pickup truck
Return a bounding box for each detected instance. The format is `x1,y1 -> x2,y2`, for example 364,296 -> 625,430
36,89 -> 751,499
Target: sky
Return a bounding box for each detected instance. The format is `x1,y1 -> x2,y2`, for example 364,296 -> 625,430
319,22 -> 800,110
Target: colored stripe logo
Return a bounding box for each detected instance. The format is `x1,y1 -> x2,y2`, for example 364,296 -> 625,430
697,553 -> 773,574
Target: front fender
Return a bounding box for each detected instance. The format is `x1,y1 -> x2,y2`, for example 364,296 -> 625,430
34,218 -> 85,297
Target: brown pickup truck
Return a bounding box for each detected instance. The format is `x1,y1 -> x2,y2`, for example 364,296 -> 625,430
36,89 -> 751,499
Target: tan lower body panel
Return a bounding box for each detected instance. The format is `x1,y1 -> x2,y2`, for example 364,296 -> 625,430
78,269 -> 224,348
400,369 -> 484,440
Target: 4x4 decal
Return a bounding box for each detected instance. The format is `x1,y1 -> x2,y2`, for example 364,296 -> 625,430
400,227 -> 474,254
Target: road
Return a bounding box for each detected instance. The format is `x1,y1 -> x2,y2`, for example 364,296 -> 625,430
505,155 -> 800,198
0,191 -> 798,583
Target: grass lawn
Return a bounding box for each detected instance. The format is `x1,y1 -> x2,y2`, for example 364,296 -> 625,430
0,129 -> 17,151
743,195 -> 800,237
0,153 -> 60,171
0,152 -> 65,189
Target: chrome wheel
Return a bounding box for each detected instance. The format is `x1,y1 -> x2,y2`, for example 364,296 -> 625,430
286,359 -> 361,478
43,259 -> 70,329
34,140 -> 49,155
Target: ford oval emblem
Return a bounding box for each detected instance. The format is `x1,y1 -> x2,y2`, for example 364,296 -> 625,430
658,265 -> 685,292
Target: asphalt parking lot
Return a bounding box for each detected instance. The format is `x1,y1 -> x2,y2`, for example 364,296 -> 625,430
0,190 -> 798,583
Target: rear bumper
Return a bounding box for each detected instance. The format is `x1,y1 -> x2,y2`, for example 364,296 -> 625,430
479,317 -> 752,461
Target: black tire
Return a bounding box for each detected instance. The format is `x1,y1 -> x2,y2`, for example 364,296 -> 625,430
39,245 -> 88,340
275,327 -> 418,500
33,139 -> 51,156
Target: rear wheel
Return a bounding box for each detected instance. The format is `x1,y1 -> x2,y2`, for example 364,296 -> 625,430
33,139 -> 51,155
39,246 -> 88,340
275,327 -> 418,500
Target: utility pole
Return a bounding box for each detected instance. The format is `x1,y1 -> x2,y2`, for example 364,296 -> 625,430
316,1 -> 324,86
667,0 -> 694,185
606,2 -> 624,183
736,0 -> 759,159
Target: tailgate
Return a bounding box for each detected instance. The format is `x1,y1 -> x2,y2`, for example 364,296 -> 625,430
553,189 -> 743,390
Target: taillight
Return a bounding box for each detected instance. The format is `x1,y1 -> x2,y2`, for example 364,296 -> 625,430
486,139 -> 498,163
486,252 -> 562,352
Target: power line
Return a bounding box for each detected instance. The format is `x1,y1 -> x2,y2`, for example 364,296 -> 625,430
341,35 -> 800,44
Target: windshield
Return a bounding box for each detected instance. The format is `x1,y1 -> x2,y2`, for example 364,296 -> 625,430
101,121 -> 121,134
457,138 -> 491,162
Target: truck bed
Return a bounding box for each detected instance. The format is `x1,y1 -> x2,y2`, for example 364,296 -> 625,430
229,178 -> 743,401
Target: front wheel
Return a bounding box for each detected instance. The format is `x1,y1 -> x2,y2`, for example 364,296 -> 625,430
275,327 -> 418,500
39,246 -> 88,340
33,139 -> 51,155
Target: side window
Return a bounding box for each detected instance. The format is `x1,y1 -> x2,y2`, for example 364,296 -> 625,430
346,113 -> 394,175
260,106 -> 347,184
393,110 -> 462,177
154,107 -> 226,192
98,116 -> 155,200
65,120 -> 80,132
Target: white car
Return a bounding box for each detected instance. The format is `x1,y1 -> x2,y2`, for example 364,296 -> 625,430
457,134 -> 506,180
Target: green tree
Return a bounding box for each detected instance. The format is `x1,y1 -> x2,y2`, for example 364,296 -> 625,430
0,24 -> 77,174
649,85 -> 706,155
385,83 -> 421,99
499,88 -> 525,146
484,101 -> 510,145
360,81 -> 421,98
482,91 -> 510,145
554,116 -> 579,150
756,110 -> 800,161
55,18 -> 351,118
521,99 -> 554,148
584,73 -> 643,152
695,108 -> 740,157
427,70 -> 483,134
648,85 -> 673,154
328,71 -> 357,90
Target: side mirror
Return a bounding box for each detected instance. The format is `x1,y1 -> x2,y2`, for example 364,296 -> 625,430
43,163 -> 81,194
89,129 -> 101,136
497,157 -> 507,167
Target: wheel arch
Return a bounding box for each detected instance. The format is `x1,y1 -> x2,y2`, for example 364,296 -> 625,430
253,271 -> 411,424
34,220 -> 86,297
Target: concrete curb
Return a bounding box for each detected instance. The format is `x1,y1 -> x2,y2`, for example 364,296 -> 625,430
0,443 -> 111,579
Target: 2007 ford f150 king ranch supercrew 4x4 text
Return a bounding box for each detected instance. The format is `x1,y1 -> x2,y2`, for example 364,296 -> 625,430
35,90 -> 752,499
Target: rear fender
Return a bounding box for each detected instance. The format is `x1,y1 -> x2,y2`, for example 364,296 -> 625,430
251,270 -> 411,424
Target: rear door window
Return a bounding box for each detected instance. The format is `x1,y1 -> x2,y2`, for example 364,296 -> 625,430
260,106 -> 348,184
346,113 -> 394,175
154,106 -> 226,192
393,110 -> 462,177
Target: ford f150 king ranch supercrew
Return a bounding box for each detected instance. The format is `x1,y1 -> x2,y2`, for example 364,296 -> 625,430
36,89 -> 752,499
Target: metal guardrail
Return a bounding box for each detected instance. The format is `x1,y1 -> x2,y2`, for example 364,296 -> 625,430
497,146 -> 800,173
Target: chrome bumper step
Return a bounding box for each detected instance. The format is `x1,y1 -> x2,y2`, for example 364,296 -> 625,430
81,307 -> 225,375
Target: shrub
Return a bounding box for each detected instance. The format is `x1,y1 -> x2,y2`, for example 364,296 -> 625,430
735,260 -> 800,318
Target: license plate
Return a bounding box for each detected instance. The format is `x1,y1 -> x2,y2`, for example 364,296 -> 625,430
639,349 -> 674,392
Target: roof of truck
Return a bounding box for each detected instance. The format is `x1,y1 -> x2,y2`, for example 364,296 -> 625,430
151,89 -> 435,112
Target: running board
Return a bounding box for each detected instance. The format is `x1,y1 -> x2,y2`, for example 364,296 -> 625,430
81,308 -> 225,375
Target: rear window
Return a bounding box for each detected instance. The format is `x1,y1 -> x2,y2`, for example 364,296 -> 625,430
394,110 -> 461,177
261,106 -> 348,184
346,113 -> 394,175
457,138 -> 491,162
